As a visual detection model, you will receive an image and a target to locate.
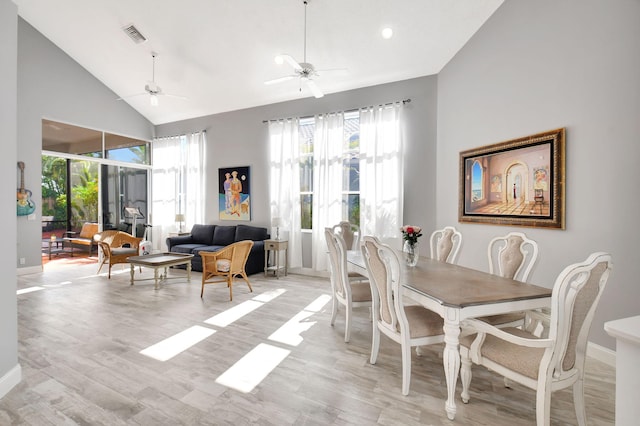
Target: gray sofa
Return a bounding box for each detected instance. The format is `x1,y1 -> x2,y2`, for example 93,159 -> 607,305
166,224 -> 269,274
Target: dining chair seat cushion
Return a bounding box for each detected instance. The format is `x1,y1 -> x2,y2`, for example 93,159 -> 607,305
403,305 -> 445,338
479,311 -> 525,326
351,281 -> 372,302
216,259 -> 231,272
460,327 -> 544,380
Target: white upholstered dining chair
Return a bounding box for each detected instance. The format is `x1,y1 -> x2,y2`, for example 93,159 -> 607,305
481,231 -> 539,328
331,221 -> 360,251
429,226 -> 462,264
459,252 -> 612,426
360,236 -> 445,395
324,228 -> 372,343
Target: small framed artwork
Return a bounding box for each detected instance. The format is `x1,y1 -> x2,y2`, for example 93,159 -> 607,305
459,128 -> 565,229
219,166 -> 251,221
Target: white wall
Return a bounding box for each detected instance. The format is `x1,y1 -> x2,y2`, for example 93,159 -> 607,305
0,0 -> 20,399
17,19 -> 154,271
437,0 -> 640,349
156,75 -> 439,263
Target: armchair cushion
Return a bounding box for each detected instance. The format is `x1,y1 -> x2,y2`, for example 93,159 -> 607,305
216,259 -> 231,272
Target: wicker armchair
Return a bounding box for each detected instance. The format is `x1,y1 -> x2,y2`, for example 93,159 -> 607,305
94,231 -> 141,278
200,240 -> 254,301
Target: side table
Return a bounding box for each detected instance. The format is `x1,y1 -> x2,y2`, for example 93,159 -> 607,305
168,232 -> 191,237
264,239 -> 288,278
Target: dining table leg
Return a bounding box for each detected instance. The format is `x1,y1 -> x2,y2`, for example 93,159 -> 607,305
442,308 -> 461,420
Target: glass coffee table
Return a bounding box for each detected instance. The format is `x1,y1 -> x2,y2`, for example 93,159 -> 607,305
127,253 -> 194,289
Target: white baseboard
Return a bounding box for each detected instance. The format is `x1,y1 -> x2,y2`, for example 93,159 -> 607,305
0,364 -> 21,399
17,265 -> 43,276
587,341 -> 616,367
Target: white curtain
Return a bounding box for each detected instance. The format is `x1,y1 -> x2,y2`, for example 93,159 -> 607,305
269,119 -> 303,269
184,131 -> 206,228
311,113 -> 345,272
359,103 -> 404,248
151,131 -> 206,251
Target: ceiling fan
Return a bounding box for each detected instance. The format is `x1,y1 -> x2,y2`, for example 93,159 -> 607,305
117,52 -> 186,106
264,0 -> 345,98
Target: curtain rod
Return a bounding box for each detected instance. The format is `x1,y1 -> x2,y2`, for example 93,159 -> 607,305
262,98 -> 411,124
152,129 -> 207,141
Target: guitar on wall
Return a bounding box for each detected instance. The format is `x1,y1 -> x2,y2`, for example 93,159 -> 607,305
17,161 -> 36,216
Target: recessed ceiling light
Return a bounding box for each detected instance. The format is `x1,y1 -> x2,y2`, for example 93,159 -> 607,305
381,27 -> 393,39
274,55 -> 284,65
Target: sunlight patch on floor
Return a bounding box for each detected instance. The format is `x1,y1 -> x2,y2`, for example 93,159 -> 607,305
43,281 -> 73,288
268,294 -> 331,346
204,300 -> 264,327
203,289 -> 287,327
140,325 -> 215,361
252,288 -> 286,302
215,343 -> 290,393
17,286 -> 45,295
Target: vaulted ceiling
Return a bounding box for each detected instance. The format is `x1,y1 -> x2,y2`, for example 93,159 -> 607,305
15,0 -> 503,125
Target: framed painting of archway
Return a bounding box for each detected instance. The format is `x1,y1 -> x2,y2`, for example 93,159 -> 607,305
459,128 -> 565,229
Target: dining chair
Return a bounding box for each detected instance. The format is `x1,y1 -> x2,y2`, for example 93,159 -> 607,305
459,252 -> 612,426
331,221 -> 360,251
324,228 -> 372,343
481,232 -> 539,328
361,236 -> 445,395
429,226 -> 462,264
200,240 -> 254,301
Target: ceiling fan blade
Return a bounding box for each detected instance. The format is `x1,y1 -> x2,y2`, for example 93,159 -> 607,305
163,93 -> 188,100
315,67 -> 348,75
264,75 -> 297,85
280,54 -> 303,71
305,79 -> 324,98
116,93 -> 147,100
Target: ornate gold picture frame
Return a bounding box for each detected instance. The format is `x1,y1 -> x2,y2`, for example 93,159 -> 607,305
459,128 -> 565,229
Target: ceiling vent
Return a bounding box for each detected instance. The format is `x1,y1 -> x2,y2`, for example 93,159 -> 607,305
122,24 -> 147,44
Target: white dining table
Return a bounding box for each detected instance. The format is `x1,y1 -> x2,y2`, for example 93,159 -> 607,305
346,250 -> 552,420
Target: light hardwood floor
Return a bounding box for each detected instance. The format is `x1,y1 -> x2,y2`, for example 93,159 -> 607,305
4,262 -> 614,425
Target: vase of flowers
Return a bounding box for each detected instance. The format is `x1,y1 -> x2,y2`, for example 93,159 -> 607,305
401,225 -> 422,267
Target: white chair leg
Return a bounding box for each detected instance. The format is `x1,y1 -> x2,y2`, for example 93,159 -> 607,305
573,378 -> 587,426
370,326 -> 380,365
401,343 -> 412,395
535,382 -> 552,426
460,352 -> 472,403
330,296 -> 338,326
344,305 -> 351,343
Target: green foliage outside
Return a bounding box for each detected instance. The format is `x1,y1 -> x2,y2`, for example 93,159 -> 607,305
42,155 -> 98,230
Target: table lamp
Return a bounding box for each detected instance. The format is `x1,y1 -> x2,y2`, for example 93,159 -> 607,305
271,217 -> 282,240
175,213 -> 185,233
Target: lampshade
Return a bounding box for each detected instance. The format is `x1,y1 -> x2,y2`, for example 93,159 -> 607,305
175,214 -> 185,222
271,217 -> 282,227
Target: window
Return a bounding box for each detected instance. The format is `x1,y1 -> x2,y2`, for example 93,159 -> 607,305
471,160 -> 483,201
298,112 -> 361,230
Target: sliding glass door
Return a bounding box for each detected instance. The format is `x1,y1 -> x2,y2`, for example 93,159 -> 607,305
42,119 -> 151,244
